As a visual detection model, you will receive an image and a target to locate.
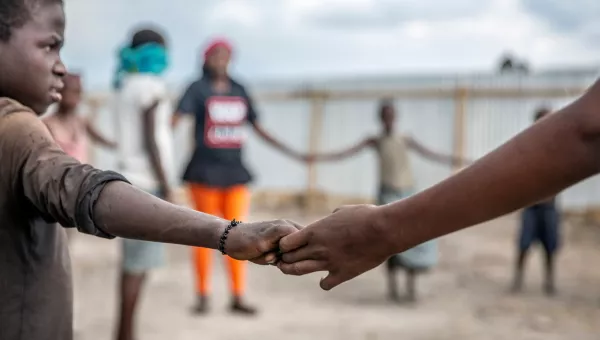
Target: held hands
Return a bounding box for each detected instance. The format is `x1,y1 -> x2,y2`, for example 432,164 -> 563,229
276,204 -> 398,290
223,219 -> 303,265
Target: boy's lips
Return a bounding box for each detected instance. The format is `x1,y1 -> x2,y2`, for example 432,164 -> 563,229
49,83 -> 63,102
49,88 -> 62,102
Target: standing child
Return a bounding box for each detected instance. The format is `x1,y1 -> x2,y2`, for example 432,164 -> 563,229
43,72 -> 116,165
112,27 -> 176,340
172,37 -> 303,315
511,107 -> 560,296
0,3 -> 301,339
307,98 -> 466,303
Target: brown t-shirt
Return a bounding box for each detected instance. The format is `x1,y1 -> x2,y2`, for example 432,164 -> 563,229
0,98 -> 127,340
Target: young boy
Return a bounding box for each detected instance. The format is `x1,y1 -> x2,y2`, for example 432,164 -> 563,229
112,27 -> 175,340
511,107 -> 560,296
0,2 -> 300,340
307,99 -> 466,302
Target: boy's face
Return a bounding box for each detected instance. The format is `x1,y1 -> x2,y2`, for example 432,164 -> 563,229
380,106 -> 396,129
0,3 -> 66,114
206,46 -> 230,77
59,74 -> 82,111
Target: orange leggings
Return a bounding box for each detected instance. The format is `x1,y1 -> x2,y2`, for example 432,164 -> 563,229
189,184 -> 249,297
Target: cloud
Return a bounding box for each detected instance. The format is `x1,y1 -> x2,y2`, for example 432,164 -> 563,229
300,0 -> 489,30
521,0 -> 599,32
58,0 -> 599,91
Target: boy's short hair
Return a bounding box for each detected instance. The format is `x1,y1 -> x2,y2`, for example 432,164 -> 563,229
130,28 -> 166,48
534,107 -> 551,121
0,0 -> 63,41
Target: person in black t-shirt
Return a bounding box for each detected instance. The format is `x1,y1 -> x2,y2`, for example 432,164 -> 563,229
172,38 -> 303,315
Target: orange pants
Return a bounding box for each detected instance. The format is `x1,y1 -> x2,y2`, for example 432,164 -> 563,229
189,184 -> 249,297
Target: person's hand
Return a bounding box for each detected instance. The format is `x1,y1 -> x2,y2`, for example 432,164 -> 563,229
300,154 -> 316,163
277,204 -> 398,290
225,219 -> 303,265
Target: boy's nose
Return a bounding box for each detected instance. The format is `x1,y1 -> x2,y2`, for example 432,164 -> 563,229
53,60 -> 67,77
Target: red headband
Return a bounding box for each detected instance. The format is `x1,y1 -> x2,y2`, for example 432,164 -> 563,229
204,39 -> 233,60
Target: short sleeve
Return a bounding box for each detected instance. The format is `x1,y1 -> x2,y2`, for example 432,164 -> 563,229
135,78 -> 164,110
176,81 -> 200,115
0,98 -> 129,238
240,86 -> 259,125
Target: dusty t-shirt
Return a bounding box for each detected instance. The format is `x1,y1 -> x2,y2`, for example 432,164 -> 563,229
0,98 -> 127,340
176,77 -> 258,188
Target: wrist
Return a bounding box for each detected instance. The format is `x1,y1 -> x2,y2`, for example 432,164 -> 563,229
370,205 -> 401,256
218,219 -> 242,254
372,198 -> 430,255
209,218 -> 229,250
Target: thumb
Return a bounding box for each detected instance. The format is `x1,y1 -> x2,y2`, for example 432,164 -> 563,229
332,205 -> 354,214
259,220 -> 304,253
279,227 -> 310,253
319,271 -> 345,291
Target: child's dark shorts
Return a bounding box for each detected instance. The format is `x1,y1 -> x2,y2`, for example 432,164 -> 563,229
518,202 -> 560,254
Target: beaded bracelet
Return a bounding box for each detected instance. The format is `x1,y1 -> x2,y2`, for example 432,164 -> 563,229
218,219 -> 241,255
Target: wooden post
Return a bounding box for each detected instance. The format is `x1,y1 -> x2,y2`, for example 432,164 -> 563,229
453,87 -> 467,172
305,91 -> 325,212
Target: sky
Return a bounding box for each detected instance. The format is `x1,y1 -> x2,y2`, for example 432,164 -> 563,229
61,0 -> 600,90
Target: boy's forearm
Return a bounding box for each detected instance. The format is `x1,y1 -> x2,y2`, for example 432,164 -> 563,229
94,181 -> 227,247
377,91 -> 600,251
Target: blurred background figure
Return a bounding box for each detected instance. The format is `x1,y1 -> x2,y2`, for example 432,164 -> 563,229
44,73 -> 116,165
111,26 -> 174,340
172,38 -> 303,316
306,98 -> 466,303
511,107 -> 561,296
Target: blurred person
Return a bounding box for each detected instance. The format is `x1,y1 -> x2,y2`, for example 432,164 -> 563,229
305,99 -> 466,302
43,72 -> 116,164
172,37 -> 304,315
276,79 -> 600,293
0,2 -> 301,340
111,27 -> 176,340
511,107 -> 560,296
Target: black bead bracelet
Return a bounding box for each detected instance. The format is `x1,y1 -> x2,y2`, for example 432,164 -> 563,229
219,219 -> 241,255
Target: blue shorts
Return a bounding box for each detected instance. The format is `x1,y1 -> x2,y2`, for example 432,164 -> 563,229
518,203 -> 560,254
121,191 -> 166,274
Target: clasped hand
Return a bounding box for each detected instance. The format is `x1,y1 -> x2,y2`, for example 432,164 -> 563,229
230,204 -> 399,291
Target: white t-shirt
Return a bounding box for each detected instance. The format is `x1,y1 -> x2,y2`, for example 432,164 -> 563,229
114,74 -> 175,193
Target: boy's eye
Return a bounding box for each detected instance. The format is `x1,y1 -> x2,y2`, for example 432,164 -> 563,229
45,39 -> 63,52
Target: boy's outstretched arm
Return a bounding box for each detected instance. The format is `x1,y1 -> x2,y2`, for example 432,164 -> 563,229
85,119 -> 117,149
277,79 -> 600,290
1,100 -> 299,264
405,136 -> 466,166
307,138 -> 376,162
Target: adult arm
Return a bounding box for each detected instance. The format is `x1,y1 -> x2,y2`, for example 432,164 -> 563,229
278,79 -> 600,289
243,87 -> 303,160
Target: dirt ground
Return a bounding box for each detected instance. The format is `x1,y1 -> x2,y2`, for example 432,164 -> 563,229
69,209 -> 600,340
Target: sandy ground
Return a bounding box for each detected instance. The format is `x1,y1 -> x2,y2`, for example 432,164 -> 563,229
69,209 -> 600,340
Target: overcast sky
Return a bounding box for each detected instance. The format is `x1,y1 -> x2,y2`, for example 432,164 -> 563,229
62,0 -> 599,90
